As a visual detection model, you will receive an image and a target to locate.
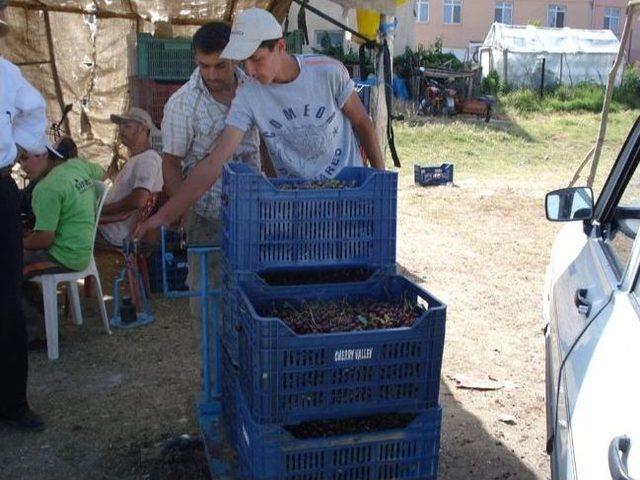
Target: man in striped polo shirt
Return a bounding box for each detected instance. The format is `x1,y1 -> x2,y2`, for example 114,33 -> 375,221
161,22 -> 261,315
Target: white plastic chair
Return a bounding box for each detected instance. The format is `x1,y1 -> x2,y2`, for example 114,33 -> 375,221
29,180 -> 112,360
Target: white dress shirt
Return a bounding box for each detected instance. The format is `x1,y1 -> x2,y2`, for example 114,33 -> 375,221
0,57 -> 47,168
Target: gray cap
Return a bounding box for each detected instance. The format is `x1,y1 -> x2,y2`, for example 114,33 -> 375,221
110,107 -> 158,133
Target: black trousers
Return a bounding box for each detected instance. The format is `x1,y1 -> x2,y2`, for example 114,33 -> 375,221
0,175 -> 28,414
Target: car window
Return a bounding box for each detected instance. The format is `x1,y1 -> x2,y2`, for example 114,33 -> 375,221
605,166 -> 640,273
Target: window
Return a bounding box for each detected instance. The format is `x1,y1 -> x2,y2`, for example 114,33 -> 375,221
494,1 -> 512,24
604,157 -> 640,273
443,0 -> 461,24
416,0 -> 429,23
604,7 -> 620,34
315,30 -> 344,49
548,4 -> 566,28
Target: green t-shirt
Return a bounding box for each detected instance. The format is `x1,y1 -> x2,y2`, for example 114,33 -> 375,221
32,158 -> 105,271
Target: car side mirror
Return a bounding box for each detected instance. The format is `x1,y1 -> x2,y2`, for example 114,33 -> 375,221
545,187 -> 594,222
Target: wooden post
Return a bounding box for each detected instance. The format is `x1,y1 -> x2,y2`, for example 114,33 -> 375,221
43,9 -> 70,135
586,2 -> 639,187
124,0 -> 140,32
502,49 -> 508,88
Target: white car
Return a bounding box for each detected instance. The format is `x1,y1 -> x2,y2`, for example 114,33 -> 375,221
544,118 -> 640,480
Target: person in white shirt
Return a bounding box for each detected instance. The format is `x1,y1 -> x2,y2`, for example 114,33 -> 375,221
0,0 -> 46,432
97,107 -> 163,248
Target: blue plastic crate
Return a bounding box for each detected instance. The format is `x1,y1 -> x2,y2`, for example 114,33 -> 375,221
414,164 -> 454,186
236,275 -> 446,424
136,33 -> 195,81
220,254 -> 391,365
236,387 -> 441,480
221,163 -> 397,274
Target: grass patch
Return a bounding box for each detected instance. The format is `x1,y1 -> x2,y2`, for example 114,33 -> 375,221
499,67 -> 640,114
393,110 -> 639,197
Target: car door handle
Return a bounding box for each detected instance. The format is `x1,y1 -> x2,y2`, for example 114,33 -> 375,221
609,435 -> 634,480
574,288 -> 591,316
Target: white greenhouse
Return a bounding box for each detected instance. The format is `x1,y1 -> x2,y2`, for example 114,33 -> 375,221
479,22 -> 622,88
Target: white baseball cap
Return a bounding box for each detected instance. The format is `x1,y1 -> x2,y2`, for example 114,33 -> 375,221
221,8 -> 283,61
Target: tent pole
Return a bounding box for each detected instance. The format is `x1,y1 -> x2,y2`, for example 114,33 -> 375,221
502,50 -> 508,88
123,0 -> 140,32
586,2 -> 638,187
43,9 -> 70,136
224,0 -> 238,22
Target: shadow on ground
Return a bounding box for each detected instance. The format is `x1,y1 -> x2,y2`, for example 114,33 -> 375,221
439,381 -> 540,479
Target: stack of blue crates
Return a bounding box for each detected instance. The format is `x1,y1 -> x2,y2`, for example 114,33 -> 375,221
217,163 -> 446,480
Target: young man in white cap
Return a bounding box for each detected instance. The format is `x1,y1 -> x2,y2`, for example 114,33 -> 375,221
136,7 -> 384,237
96,107 -> 163,248
0,0 -> 46,431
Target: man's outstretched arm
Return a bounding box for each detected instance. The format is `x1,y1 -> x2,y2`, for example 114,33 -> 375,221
342,91 -> 385,170
135,126 -> 244,239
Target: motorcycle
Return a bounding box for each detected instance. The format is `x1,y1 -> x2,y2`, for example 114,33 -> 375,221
418,77 -> 457,117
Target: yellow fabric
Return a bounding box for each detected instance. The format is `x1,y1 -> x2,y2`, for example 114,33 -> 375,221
355,8 -> 380,41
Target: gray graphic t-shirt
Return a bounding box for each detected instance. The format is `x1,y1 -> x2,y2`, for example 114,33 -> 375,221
225,55 -> 363,179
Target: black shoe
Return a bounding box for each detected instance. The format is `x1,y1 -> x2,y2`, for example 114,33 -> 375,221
0,408 -> 46,432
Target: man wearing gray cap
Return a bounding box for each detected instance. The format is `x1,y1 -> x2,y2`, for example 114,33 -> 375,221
0,0 -> 46,431
97,107 -> 163,248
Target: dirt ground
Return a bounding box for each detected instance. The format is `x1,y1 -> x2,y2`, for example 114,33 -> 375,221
2,114 -> 596,480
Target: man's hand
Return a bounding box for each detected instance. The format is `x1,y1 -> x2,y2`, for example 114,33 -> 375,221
133,212 -> 165,243
101,188 -> 149,216
23,230 -> 55,250
342,91 -> 385,170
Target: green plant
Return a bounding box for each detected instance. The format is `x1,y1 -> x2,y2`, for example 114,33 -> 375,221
482,70 -> 501,95
394,39 -> 464,78
614,65 -> 640,109
501,83 -> 616,113
502,88 -> 540,113
314,33 -> 373,73
342,47 -> 360,65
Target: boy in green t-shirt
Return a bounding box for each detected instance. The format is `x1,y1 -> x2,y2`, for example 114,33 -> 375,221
19,136 -> 104,277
